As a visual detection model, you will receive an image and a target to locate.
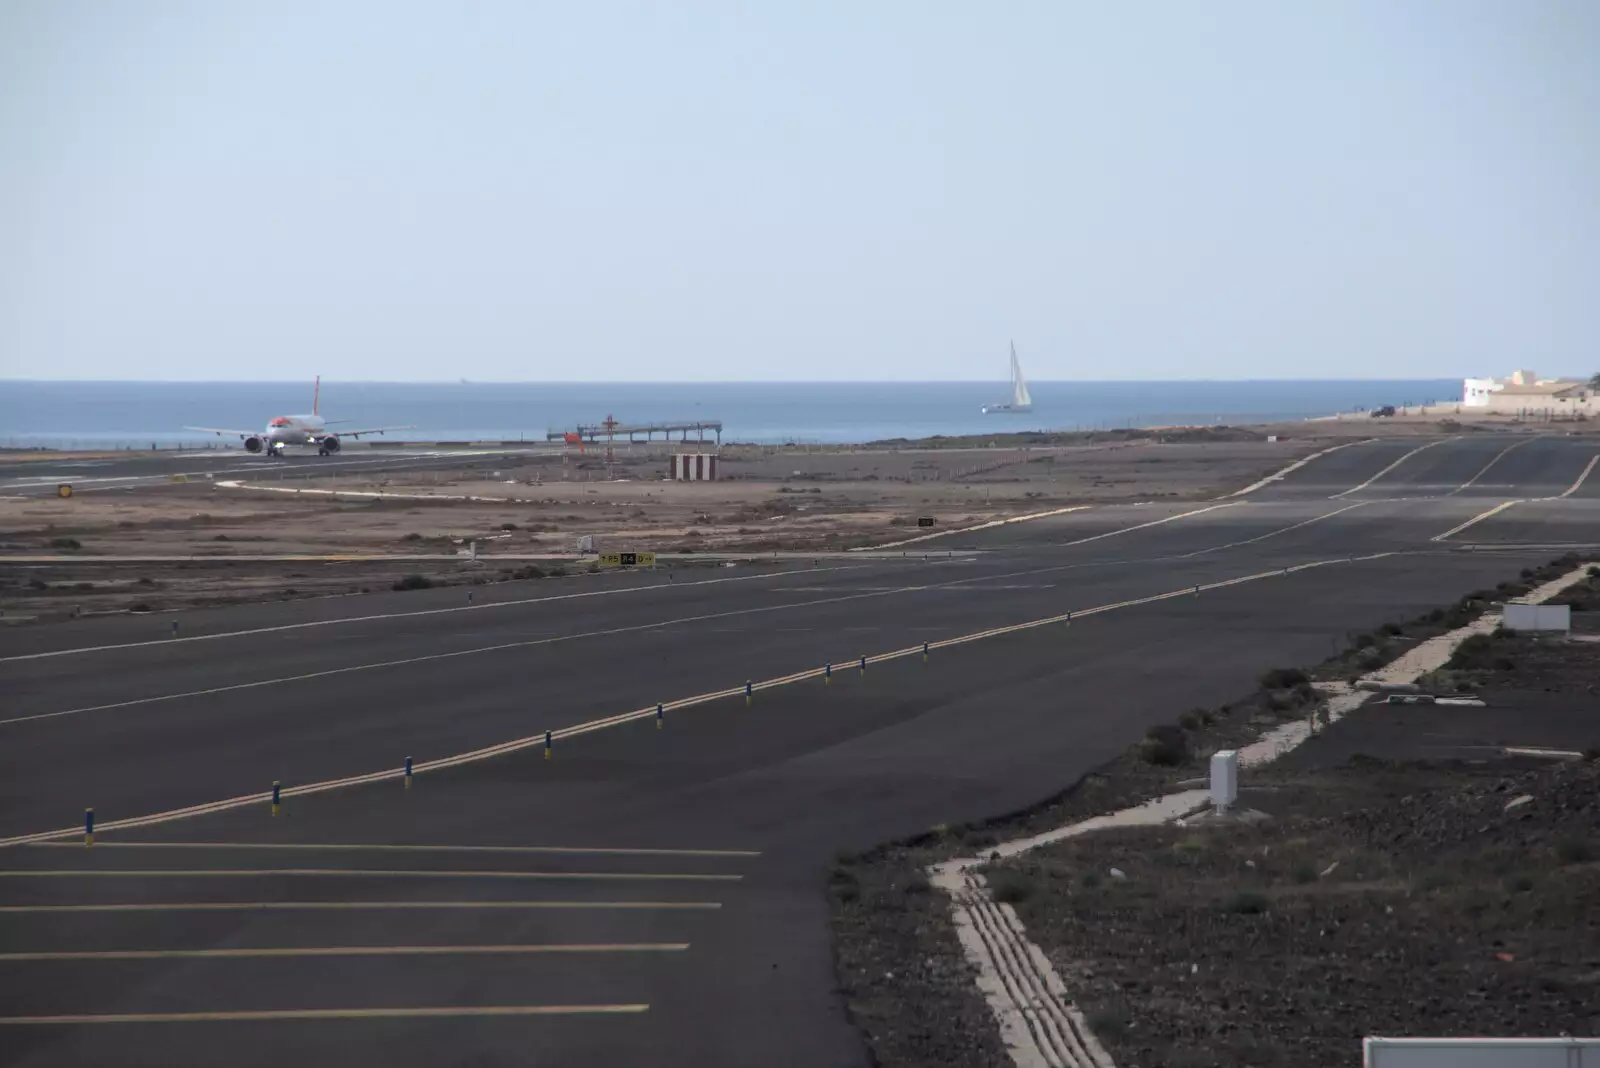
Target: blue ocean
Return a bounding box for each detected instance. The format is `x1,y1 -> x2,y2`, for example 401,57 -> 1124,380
0,380 -> 1459,449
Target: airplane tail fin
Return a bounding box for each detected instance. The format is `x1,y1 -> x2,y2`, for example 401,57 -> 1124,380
312,376 -> 321,416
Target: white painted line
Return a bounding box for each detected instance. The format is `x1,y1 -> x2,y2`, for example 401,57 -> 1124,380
1502,746 -> 1585,760
1447,435 -> 1537,495
217,478 -> 507,504
0,944 -> 689,962
1552,454 -> 1599,499
0,563 -> 874,664
1431,499 -> 1523,542
867,506 -> 1092,550
1055,503 -> 1240,547
0,900 -> 719,913
0,868 -> 740,882
1331,437 -> 1456,498
1219,438 -> 1373,497
0,550 -> 1397,846
23,840 -> 758,857
0,1005 -> 650,1025
1180,501 -> 1371,556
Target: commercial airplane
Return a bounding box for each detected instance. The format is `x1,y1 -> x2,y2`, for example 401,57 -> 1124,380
184,378 -> 414,458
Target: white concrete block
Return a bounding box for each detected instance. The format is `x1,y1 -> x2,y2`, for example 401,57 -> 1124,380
1210,749 -> 1238,811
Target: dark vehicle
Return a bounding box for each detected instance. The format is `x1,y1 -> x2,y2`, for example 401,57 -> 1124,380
1370,405 -> 1397,418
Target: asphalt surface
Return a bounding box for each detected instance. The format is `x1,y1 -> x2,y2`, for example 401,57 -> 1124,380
1,433 -> 1598,1067
0,447 -> 547,499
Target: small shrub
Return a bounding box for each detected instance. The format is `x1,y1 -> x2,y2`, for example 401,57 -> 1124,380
903,871 -> 931,895
1379,622 -> 1403,636
49,536 -> 81,550
547,566 -> 568,577
1260,667 -> 1309,690
1555,837 -> 1593,866
1174,836 -> 1207,857
1223,890 -> 1269,915
1425,607 -> 1445,623
136,576 -> 155,586
1357,648 -> 1386,670
1587,565 -> 1600,579
1087,1009 -> 1129,1040
1504,873 -> 1534,894
499,522 -> 518,531
73,582 -> 94,591
27,577 -> 48,590
1447,633 -> 1496,670
1079,870 -> 1102,890
586,563 -> 600,575
1177,709 -> 1202,730
1418,869 -> 1453,892
988,869 -> 1034,904
392,574 -> 433,591
1291,863 -> 1317,885
1138,724 -> 1190,766
128,602 -> 152,613
212,533 -> 229,541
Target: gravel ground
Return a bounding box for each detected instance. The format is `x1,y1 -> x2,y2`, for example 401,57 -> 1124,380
1003,758 -> 1600,1067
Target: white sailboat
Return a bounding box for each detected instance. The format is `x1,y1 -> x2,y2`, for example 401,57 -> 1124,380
981,341 -> 1034,414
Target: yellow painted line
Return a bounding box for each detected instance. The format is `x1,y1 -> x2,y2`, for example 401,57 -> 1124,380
0,868 -> 740,882
1055,503 -> 1240,547
868,505 -> 1092,550
0,1005 -> 649,1025
1180,501 -> 1371,556
1554,454 -> 1599,499
1331,437 -> 1455,498
1446,435 -> 1537,495
0,563 -> 877,664
0,551 -> 1398,847
0,901 -> 720,913
1431,499 -> 1522,542
1219,438 -> 1374,498
24,841 -> 758,858
0,944 -> 688,962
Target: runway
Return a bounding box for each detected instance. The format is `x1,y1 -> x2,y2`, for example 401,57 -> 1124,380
1,434 -> 1597,1067
0,447 -> 546,499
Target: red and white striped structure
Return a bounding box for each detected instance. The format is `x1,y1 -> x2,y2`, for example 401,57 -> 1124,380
671,452 -> 719,481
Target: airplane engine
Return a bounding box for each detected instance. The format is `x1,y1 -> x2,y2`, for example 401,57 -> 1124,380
244,436 -> 264,453
320,435 -> 341,454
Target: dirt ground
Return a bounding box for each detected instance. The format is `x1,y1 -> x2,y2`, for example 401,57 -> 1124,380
1004,758 -> 1599,1067
3,419 -> 1585,624
0,432 -> 1321,624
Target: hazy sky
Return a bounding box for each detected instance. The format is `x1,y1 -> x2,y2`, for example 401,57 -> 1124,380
2,1 -> 1596,382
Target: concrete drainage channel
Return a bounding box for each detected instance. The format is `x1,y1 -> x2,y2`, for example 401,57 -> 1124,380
930,564 -> 1596,1068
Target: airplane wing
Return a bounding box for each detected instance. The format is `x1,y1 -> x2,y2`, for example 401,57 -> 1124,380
182,426 -> 259,439
321,425 -> 415,440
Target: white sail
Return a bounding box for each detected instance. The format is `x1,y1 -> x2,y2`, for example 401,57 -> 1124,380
1010,342 -> 1032,408
982,340 -> 1035,413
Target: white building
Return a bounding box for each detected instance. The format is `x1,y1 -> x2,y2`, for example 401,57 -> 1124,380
1461,369 -> 1593,413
